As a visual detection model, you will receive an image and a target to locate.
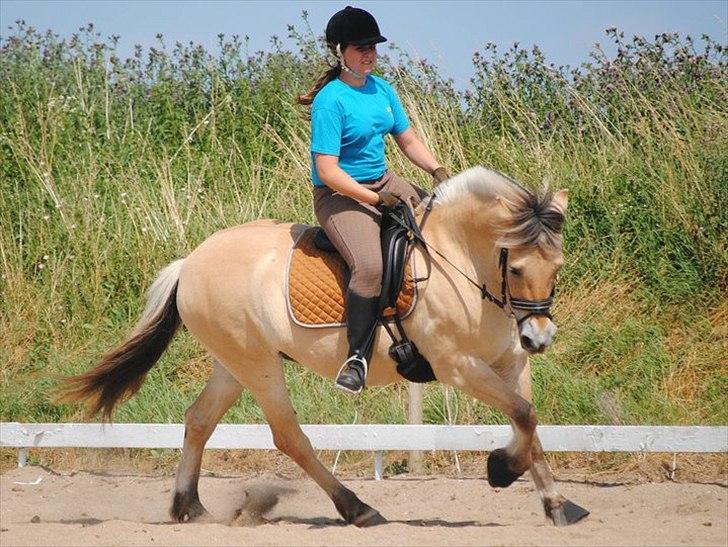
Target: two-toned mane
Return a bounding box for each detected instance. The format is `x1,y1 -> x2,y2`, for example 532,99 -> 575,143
61,167 -> 587,528
432,166 -> 565,251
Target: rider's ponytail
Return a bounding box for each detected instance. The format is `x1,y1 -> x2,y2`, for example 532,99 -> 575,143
296,62 -> 342,108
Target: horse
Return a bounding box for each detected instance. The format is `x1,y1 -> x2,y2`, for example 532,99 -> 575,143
60,166 -> 588,527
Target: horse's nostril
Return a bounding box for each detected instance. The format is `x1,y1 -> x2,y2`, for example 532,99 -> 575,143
520,335 -> 534,351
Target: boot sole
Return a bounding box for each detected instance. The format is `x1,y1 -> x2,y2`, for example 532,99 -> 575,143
334,380 -> 363,395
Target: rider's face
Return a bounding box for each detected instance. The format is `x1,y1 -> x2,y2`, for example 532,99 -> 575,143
343,44 -> 377,76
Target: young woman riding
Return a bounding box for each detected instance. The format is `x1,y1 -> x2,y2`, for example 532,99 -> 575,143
296,6 -> 449,395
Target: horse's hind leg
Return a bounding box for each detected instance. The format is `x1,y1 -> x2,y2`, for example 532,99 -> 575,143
248,356 -> 386,527
171,360 -> 243,522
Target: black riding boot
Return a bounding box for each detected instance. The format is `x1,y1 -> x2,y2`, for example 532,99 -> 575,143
335,291 -> 381,395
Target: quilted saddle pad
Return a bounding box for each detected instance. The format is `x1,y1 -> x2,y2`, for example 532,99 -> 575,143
286,227 -> 417,328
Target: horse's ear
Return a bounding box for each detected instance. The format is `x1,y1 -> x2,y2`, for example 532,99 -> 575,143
552,189 -> 569,213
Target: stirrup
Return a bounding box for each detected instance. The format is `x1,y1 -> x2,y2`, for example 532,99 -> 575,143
334,355 -> 368,395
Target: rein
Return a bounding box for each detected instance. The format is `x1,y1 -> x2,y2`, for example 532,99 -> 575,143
394,194 -> 554,324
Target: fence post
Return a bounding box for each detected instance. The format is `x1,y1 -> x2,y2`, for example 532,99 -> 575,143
373,451 -> 384,480
18,448 -> 27,467
408,382 -> 425,474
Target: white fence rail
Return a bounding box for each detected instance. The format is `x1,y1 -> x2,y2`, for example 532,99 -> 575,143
2,423 -> 726,474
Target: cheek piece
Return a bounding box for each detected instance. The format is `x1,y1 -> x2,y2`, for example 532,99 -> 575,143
336,43 -> 367,80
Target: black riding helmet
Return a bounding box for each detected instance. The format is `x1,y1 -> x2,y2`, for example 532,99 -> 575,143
325,6 -> 387,46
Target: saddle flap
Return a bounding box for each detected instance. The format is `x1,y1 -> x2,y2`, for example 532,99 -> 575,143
312,228 -> 339,254
380,202 -> 419,312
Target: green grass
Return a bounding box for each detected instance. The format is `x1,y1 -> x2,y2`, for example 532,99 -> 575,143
1,20 -> 726,427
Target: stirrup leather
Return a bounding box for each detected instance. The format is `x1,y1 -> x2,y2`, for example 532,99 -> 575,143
334,355 -> 369,395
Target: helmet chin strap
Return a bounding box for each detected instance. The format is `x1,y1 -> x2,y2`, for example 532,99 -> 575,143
336,43 -> 366,80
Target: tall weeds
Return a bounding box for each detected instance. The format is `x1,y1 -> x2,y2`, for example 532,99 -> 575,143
1,18 -> 726,426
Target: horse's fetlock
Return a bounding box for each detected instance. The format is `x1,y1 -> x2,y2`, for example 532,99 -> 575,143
332,487 -> 359,520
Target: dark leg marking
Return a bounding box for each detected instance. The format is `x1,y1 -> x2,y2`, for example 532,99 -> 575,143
332,487 -> 387,527
170,488 -> 210,523
487,448 -> 524,488
513,401 -> 537,430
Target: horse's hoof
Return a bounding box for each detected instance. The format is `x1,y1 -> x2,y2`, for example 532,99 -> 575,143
170,491 -> 212,523
352,506 -> 387,528
487,448 -> 523,488
333,487 -> 387,527
547,499 -> 589,526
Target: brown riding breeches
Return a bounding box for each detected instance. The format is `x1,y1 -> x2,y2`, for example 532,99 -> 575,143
313,171 -> 428,298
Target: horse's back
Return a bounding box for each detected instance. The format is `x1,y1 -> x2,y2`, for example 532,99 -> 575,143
182,218 -> 304,276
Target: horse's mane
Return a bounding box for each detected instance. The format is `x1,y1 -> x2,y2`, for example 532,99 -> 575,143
432,166 -> 565,252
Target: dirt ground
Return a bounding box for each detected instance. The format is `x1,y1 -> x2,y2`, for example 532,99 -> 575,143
1,464 -> 726,547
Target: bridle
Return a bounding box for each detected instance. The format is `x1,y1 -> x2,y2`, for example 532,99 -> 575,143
393,194 -> 556,325
485,247 -> 555,325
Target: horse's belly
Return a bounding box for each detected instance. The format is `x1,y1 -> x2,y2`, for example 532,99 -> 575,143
281,326 -> 404,386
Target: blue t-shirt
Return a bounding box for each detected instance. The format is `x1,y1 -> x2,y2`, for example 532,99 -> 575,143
310,75 -> 410,187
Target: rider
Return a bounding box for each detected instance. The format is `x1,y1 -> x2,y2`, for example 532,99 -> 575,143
296,6 -> 449,395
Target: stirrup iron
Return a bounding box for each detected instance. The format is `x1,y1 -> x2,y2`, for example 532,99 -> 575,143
334,355 -> 369,395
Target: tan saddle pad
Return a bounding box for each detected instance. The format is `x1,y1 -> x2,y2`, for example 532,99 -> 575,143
286,227 -> 417,328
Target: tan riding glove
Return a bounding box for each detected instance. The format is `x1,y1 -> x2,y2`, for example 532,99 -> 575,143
431,167 -> 450,187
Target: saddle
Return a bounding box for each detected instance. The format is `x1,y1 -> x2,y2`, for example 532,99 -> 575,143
286,221 -> 416,328
286,201 -> 436,383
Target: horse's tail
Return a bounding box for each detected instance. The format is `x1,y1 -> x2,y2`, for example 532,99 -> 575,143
59,259 -> 185,420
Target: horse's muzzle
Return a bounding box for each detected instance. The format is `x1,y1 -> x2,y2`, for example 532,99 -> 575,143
518,315 -> 556,354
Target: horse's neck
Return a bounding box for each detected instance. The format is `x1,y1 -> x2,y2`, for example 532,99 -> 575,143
417,200 -> 501,286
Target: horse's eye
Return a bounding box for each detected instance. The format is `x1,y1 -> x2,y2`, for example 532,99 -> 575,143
509,267 -> 522,276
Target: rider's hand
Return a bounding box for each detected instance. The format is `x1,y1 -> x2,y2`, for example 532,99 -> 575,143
431,167 -> 450,187
377,191 -> 401,209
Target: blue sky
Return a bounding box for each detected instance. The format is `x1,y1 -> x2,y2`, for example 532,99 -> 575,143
2,1 -> 726,88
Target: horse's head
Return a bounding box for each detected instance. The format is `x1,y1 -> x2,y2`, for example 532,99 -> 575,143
494,184 -> 568,354
430,167 -> 569,354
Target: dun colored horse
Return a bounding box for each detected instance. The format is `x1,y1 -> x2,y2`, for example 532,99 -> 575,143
61,167 -> 588,527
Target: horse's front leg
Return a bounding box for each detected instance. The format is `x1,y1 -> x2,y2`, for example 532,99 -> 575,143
508,356 -> 590,526
529,436 -> 589,525
438,354 -> 537,488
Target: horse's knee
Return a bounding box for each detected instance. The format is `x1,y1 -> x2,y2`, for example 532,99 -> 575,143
513,400 -> 537,432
